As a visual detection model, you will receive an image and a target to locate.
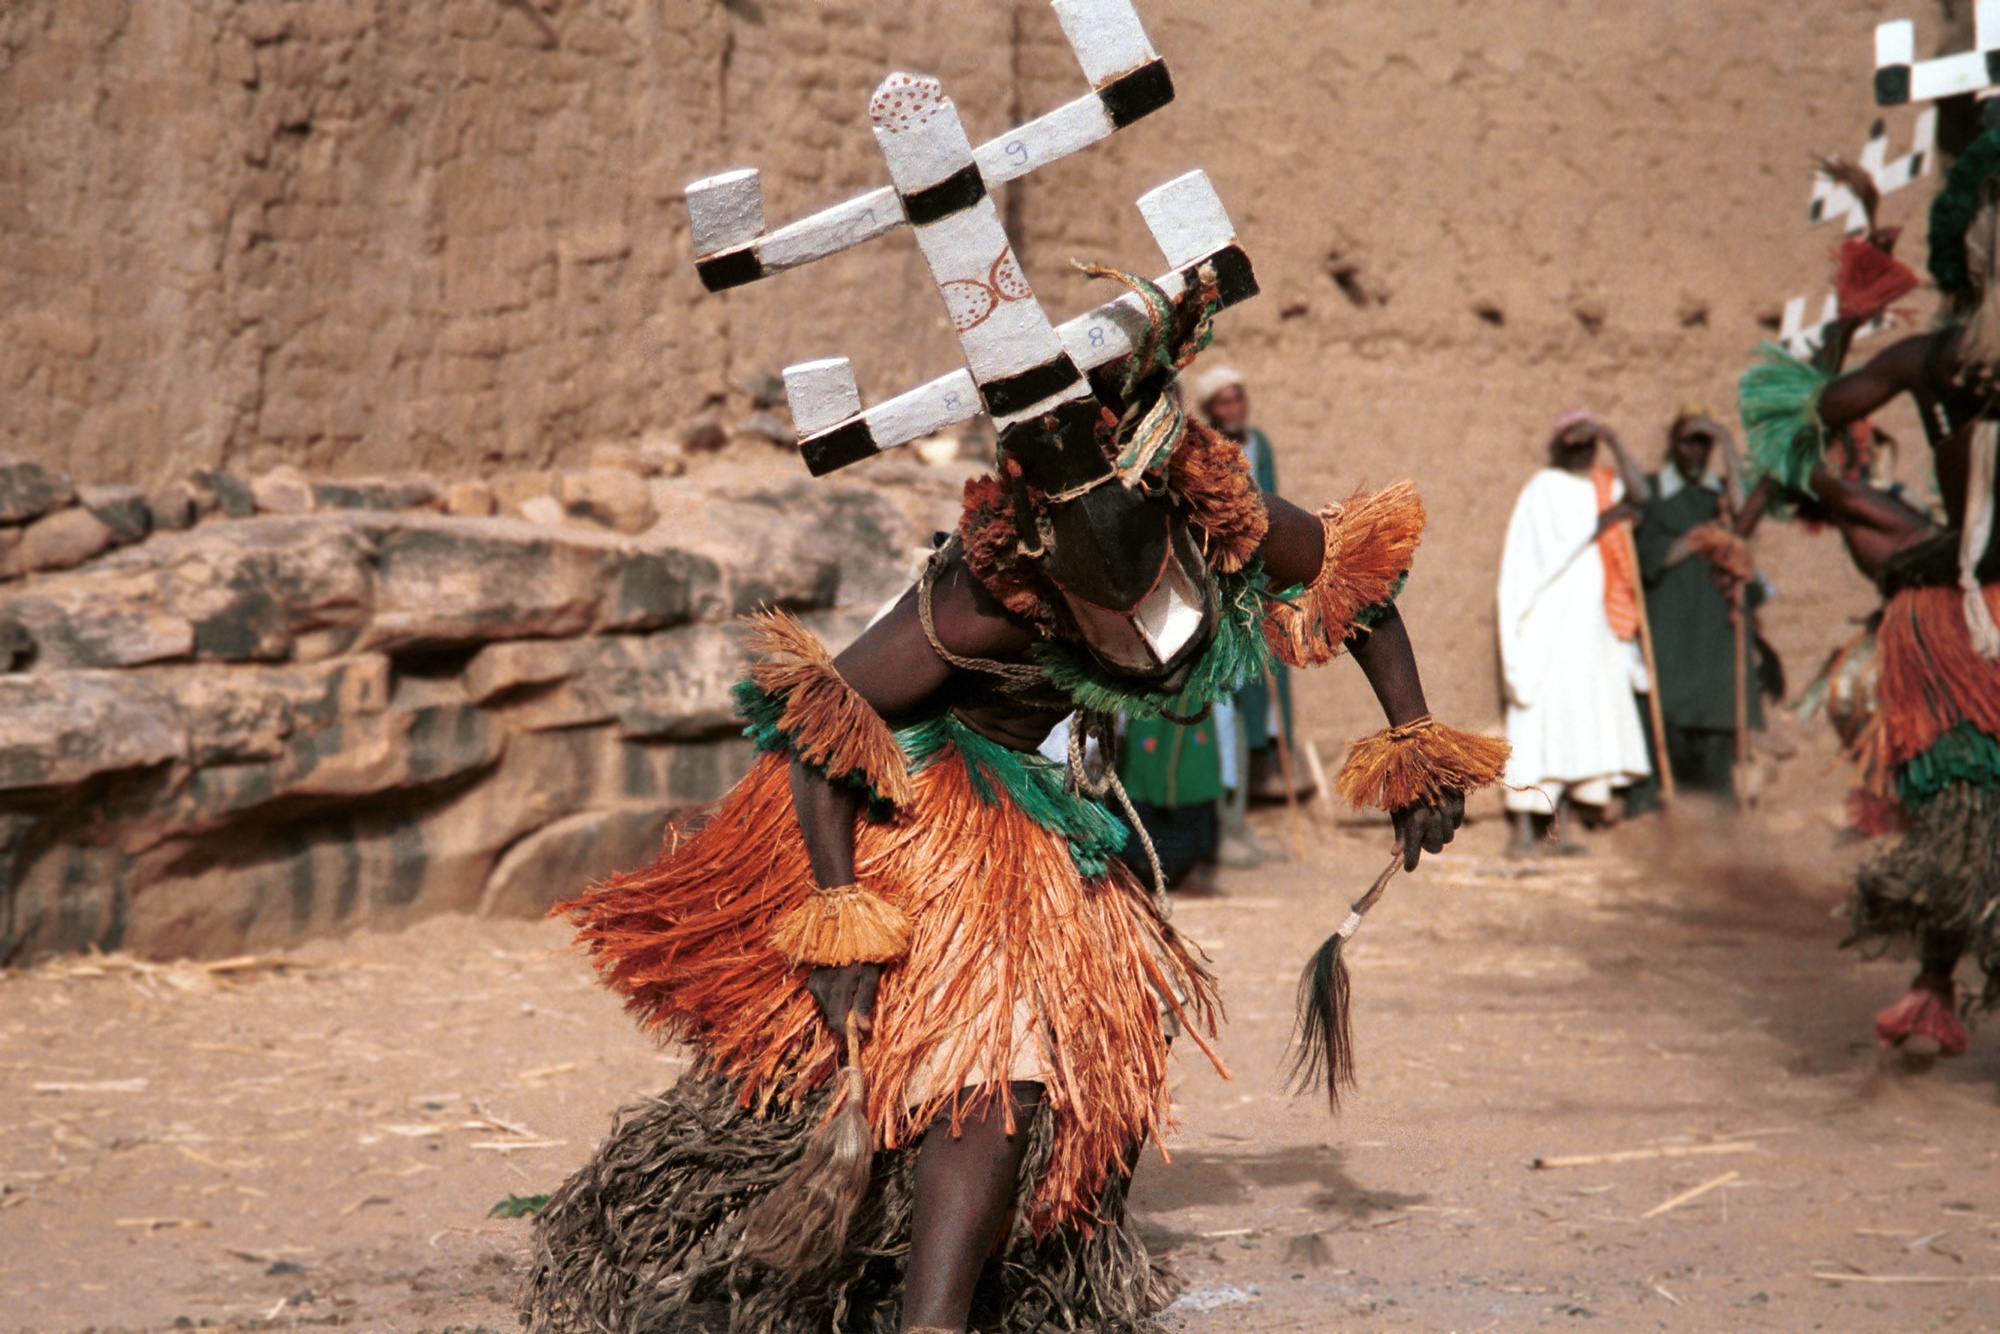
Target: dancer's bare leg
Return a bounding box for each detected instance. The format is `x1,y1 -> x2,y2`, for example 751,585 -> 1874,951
901,1081 -> 1045,1332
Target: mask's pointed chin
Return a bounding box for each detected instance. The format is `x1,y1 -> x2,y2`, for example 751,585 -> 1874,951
1059,521 -> 1220,687
1152,658 -> 1196,696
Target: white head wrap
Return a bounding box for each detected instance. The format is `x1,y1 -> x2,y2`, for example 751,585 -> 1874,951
1190,365 -> 1246,414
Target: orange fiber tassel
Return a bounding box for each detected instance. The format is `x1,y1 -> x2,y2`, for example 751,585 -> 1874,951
769,882 -> 913,967
1265,483 -> 1427,668
1334,716 -> 1511,813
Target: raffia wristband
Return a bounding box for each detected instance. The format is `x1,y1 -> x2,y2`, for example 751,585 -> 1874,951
770,882 -> 912,968
1333,715 -> 1511,813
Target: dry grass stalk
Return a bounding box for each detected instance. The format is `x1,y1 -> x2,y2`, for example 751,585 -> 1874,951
1640,1170 -> 1739,1220
1531,1141 -> 1758,1170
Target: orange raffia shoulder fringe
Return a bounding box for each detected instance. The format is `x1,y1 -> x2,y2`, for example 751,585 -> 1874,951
1335,715 -> 1511,814
1264,482 -> 1427,668
1167,417 -> 1270,573
744,609 -> 914,809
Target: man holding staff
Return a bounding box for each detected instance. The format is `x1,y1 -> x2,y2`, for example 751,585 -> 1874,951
1497,411 -> 1658,854
1635,409 -> 1765,801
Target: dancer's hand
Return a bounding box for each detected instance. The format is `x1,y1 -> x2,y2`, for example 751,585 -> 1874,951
807,963 -> 881,1036
1592,501 -> 1642,539
1391,790 -> 1465,872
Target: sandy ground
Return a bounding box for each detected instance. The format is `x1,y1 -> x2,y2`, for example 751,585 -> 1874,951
7,791 -> 2000,1333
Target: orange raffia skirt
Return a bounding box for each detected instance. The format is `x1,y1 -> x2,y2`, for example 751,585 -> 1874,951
556,714 -> 1224,1235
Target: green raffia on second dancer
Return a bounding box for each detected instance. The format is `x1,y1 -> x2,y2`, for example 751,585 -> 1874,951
1738,341 -> 1833,502
1896,720 -> 2000,807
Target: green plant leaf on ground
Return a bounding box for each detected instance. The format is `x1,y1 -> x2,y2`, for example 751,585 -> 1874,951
489,1193 -> 551,1219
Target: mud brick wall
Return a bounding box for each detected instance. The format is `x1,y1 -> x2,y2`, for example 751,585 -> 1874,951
0,0 -> 1967,812
0,1 -> 1008,484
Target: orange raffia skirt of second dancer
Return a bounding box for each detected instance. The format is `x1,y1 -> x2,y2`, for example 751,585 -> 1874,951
1850,583 -> 2000,802
555,718 -> 1225,1237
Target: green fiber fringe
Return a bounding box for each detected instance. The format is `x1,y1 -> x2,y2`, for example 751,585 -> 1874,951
1897,721 -> 2000,808
740,676 -> 1127,879
899,713 -> 1129,879
1738,342 -> 1831,504
1031,566 -> 1274,722
1351,573 -> 1408,631
1929,128 -> 2000,295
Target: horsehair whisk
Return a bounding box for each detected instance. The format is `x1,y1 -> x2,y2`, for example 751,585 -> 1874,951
1287,846 -> 1403,1112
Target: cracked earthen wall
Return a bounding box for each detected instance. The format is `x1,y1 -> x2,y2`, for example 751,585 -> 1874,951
0,0 -> 1963,731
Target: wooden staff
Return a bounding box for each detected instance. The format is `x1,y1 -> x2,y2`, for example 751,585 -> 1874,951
1731,590 -> 1751,813
1617,521 -> 1677,808
1262,664 -> 1306,858
1718,444 -> 1752,814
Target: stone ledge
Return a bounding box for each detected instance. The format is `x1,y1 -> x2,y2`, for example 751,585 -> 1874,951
0,459 -> 959,965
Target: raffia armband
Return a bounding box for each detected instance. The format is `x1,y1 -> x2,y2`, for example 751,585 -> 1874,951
770,881 -> 913,968
1685,523 -> 1755,582
1263,482 -> 1426,668
733,609 -> 915,811
1334,715 -> 1511,813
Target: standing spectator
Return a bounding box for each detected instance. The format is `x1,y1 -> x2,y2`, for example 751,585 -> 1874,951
1497,410 -> 1655,854
1635,409 -> 1764,798
1115,713 -> 1225,896
1193,366 -> 1298,804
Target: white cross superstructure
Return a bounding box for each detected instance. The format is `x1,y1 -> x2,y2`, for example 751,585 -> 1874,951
1778,112 -> 1936,357
1807,112 -> 1938,233
682,0 -> 1258,475
1776,294 -> 1849,360
1876,1 -> 2000,105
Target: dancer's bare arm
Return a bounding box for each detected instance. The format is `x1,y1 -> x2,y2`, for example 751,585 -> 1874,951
1260,495 -> 1462,869
1801,466 -> 1934,582
1818,333 -> 1932,432
795,563 -> 1033,1033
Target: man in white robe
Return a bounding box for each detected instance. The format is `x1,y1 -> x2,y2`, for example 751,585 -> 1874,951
1497,411 -> 1654,854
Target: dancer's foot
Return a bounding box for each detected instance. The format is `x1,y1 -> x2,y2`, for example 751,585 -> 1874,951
1874,973 -> 1969,1059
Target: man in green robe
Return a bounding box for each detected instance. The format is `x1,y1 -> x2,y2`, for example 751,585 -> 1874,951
1116,712 -> 1225,894
1635,411 -> 1764,796
1194,366 -> 1297,802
